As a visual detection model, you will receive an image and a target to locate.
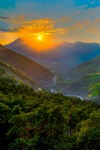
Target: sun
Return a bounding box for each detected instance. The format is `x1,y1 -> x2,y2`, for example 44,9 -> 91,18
37,35 -> 42,41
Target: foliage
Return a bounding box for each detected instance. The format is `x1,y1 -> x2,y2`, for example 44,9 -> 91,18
0,76 -> 100,150
88,83 -> 100,97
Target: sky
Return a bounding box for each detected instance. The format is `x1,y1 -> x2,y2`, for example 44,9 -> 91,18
0,0 -> 100,45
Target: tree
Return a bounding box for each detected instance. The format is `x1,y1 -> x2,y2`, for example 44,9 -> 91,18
88,83 -> 100,98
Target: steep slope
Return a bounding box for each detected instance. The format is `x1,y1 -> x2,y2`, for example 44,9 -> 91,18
0,44 -> 53,87
0,60 -> 36,88
63,56 -> 100,100
63,74 -> 100,99
66,56 -> 100,80
7,39 -> 100,73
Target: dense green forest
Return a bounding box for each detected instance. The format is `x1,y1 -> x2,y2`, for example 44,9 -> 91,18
0,76 -> 100,150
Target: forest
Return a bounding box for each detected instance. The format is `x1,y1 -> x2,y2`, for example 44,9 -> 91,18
0,76 -> 100,150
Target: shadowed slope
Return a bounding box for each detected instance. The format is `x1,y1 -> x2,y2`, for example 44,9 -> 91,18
0,44 -> 53,86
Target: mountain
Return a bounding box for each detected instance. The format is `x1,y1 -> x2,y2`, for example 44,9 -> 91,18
0,44 -> 53,87
63,56 -> 100,101
66,56 -> 100,80
63,74 -> 100,100
6,39 -> 100,73
0,59 -> 36,88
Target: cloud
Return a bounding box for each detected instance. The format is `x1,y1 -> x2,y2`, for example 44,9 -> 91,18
0,16 -> 70,38
0,16 -> 10,20
0,27 -> 23,32
70,22 -> 83,30
74,0 -> 100,8
57,16 -> 72,23
1,7 -> 100,45
1,15 -> 100,41
85,28 -> 100,34
95,17 -> 100,22
69,18 -> 100,32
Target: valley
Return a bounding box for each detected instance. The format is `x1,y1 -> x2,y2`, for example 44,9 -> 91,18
6,40 -> 100,73
39,56 -> 100,103
0,1 -> 100,149
1,43 -> 100,103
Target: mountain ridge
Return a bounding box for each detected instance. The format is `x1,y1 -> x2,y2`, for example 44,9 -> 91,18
6,38 -> 100,73
0,59 -> 37,88
0,44 -> 53,87
66,56 -> 100,80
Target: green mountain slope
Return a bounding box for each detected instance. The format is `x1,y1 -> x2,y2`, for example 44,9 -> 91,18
0,44 -> 53,87
0,60 -> 36,88
64,57 -> 100,102
64,74 -> 100,100
66,56 -> 100,80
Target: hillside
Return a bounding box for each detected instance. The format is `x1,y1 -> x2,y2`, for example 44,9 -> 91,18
6,39 -> 100,73
63,74 -> 100,101
0,75 -> 99,150
63,57 -> 100,101
0,44 -> 53,87
0,60 -> 37,88
66,56 -> 100,80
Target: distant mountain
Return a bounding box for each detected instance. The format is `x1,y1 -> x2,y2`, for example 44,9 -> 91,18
0,44 -> 53,87
6,39 -> 100,73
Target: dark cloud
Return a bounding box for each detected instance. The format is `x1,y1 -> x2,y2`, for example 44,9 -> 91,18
0,27 -> 19,32
0,16 -> 10,20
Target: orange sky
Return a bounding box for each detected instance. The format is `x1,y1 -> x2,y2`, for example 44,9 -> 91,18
1,16 -> 100,46
0,0 -> 100,48
22,35 -> 59,51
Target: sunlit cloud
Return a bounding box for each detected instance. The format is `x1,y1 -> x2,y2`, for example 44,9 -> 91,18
0,16 -> 71,45
85,28 -> 100,34
56,16 -> 73,24
0,0 -> 100,45
70,22 -> 83,30
1,14 -> 100,45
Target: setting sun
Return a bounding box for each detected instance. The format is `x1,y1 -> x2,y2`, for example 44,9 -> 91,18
22,35 -> 58,52
37,35 -> 42,41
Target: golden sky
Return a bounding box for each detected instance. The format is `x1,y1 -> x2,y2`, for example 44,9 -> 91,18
0,0 -> 100,48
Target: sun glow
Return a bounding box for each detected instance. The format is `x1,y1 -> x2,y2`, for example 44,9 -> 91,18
22,35 -> 59,52
37,35 -> 42,41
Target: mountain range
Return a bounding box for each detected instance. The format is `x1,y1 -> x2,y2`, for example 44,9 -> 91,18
7,38 -> 100,73
2,39 -> 100,102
